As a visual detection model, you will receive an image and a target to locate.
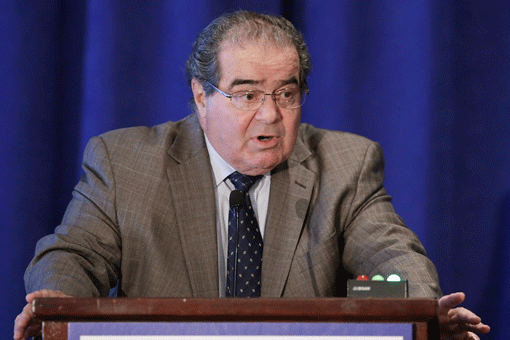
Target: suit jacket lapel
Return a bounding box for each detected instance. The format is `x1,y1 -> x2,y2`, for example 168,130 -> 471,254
166,114 -> 219,297
164,115 -> 316,298
261,136 -> 316,297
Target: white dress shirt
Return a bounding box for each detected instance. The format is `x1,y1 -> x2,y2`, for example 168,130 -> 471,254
204,136 -> 271,297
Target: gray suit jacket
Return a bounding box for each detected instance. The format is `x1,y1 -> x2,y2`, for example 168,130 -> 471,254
25,113 -> 441,298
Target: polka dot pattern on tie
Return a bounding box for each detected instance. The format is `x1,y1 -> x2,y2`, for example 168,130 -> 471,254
225,171 -> 263,297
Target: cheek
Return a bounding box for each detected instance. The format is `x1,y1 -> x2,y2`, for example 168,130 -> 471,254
212,114 -> 251,148
204,101 -> 238,138
283,114 -> 301,146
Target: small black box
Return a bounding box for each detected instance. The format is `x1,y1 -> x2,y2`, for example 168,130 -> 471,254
347,279 -> 408,298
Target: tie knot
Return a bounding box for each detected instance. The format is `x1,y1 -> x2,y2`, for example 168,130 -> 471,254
228,171 -> 262,192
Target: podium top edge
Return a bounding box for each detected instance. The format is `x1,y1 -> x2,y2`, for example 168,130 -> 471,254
32,297 -> 438,322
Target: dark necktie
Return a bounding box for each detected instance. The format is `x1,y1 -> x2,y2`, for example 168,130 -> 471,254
226,171 -> 263,297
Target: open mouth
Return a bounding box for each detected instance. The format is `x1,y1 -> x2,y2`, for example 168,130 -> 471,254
257,136 -> 273,141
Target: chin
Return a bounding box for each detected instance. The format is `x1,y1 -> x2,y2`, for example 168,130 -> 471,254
250,158 -> 283,174
235,150 -> 290,175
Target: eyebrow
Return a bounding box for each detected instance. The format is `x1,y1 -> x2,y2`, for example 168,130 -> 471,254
228,79 -> 260,90
227,76 -> 299,91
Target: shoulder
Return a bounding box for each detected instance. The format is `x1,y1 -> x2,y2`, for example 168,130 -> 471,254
295,123 -> 382,165
81,114 -> 203,169
97,115 -> 192,150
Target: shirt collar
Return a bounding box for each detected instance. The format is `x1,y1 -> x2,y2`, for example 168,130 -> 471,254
204,134 -> 236,188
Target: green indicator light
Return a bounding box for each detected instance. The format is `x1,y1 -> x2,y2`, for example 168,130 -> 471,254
387,274 -> 401,282
371,274 -> 384,281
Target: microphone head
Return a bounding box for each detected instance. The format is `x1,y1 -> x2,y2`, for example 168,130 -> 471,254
229,190 -> 244,208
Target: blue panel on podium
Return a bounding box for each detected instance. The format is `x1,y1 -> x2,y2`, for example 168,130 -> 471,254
69,322 -> 412,339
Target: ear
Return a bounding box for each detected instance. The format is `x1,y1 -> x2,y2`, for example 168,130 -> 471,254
191,78 -> 207,119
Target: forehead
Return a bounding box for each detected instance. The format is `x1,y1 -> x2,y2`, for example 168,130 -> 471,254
217,40 -> 300,89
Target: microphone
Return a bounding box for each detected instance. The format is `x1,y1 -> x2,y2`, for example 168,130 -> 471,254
229,190 -> 244,297
229,190 -> 244,209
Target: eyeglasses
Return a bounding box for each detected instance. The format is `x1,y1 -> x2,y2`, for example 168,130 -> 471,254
206,82 -> 307,111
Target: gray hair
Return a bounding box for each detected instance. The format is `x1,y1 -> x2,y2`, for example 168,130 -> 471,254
185,11 -> 311,111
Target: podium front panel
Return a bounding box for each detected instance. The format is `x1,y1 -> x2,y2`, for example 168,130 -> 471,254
68,321 -> 413,339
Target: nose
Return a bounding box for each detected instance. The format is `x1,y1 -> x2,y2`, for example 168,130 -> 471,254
255,94 -> 281,124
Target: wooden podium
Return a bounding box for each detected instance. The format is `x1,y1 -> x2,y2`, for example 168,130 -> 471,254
33,297 -> 439,340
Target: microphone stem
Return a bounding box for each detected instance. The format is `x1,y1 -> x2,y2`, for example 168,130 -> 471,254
229,189 -> 244,298
233,204 -> 240,297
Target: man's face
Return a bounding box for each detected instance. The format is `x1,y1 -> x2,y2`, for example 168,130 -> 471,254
194,40 -> 302,176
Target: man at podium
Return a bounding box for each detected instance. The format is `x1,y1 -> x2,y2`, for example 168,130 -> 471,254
15,11 -> 489,340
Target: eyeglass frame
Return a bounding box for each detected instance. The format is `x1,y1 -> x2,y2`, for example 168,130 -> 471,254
204,81 -> 308,111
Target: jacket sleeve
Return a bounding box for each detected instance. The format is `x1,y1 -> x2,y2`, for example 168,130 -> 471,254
341,141 -> 442,298
24,136 -> 121,297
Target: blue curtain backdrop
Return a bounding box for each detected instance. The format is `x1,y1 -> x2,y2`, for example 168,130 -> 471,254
1,1 -> 509,337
